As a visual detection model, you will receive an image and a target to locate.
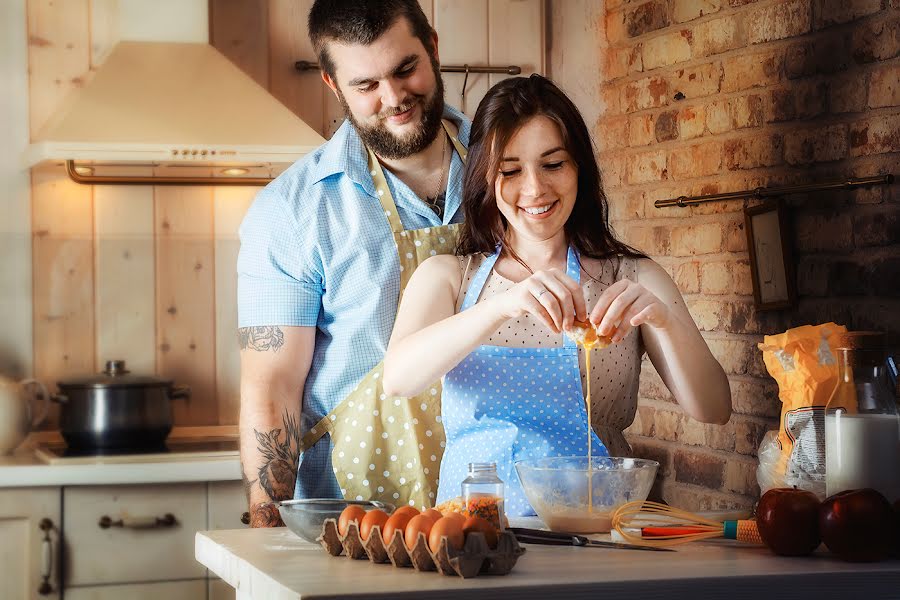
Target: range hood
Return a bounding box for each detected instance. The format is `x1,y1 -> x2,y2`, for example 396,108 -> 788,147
25,40 -> 325,185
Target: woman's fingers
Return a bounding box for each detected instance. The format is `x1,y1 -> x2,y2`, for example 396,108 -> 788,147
588,279 -> 630,327
612,297 -> 652,343
525,289 -> 559,332
534,271 -> 581,329
596,283 -> 642,336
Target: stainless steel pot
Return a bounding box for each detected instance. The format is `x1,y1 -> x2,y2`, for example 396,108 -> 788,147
53,360 -> 191,449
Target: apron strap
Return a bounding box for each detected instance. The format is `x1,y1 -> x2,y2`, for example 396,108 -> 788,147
460,245 -> 582,348
367,119 -> 463,235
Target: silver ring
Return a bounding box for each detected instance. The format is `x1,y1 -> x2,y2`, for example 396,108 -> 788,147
535,289 -> 548,298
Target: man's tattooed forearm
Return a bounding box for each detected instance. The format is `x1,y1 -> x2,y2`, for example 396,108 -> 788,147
239,326 -> 285,352
254,409 -> 301,501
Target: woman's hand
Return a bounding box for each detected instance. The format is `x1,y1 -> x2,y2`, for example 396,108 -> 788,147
589,278 -> 671,343
493,269 -> 587,333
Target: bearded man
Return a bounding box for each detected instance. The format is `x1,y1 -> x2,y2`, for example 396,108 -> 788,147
237,0 -> 469,527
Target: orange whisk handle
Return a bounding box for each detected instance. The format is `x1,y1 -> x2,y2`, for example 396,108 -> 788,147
724,520 -> 763,544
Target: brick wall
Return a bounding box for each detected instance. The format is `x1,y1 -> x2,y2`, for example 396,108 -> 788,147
589,0 -> 899,510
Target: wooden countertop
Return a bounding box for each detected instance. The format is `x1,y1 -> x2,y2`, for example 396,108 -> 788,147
195,526 -> 900,600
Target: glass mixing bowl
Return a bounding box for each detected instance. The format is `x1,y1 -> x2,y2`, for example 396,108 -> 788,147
278,498 -> 394,542
515,456 -> 658,533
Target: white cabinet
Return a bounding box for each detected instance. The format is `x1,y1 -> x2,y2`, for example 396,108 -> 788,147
0,487 -> 62,600
64,580 -> 207,600
0,480 -> 246,599
64,483 -> 209,585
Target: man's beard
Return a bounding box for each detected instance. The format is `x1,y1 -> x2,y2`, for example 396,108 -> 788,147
339,60 -> 445,160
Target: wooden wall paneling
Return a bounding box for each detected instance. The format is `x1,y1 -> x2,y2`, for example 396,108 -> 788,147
89,0 -> 119,68
547,0 -> 604,132
26,0 -> 91,137
155,185 -> 218,425
93,169 -> 156,375
0,0 -> 33,380
268,0 -> 325,136
213,186 -> 256,425
32,164 -> 95,426
209,0 -> 270,89
433,0 -> 489,118
488,0 -> 545,88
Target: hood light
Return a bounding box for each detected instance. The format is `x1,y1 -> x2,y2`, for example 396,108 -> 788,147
73,165 -> 95,176
221,167 -> 249,176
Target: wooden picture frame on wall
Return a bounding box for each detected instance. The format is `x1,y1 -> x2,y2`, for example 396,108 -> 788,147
744,199 -> 797,311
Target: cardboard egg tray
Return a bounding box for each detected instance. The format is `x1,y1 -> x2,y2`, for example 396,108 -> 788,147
317,518 -> 526,578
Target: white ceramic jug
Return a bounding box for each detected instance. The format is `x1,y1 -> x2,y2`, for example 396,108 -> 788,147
0,376 -> 49,454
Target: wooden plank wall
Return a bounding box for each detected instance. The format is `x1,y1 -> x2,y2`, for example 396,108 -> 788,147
0,0 -> 33,381
20,0 -> 544,428
211,0 -> 546,136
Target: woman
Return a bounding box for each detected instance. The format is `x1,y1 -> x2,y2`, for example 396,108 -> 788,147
383,75 -> 731,515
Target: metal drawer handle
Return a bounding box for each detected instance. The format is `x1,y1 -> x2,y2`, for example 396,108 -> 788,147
98,513 -> 178,529
38,518 -> 55,595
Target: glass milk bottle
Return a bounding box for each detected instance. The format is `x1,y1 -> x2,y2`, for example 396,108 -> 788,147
461,462 -> 505,530
825,332 -> 900,501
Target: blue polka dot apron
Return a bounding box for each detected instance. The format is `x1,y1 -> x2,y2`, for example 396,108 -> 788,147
436,245 -> 609,516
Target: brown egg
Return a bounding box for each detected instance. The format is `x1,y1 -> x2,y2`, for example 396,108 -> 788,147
392,506 -> 420,520
338,505 -> 367,537
442,511 -> 466,523
462,516 -> 498,548
422,508 -> 443,522
428,516 -> 465,554
382,511 -> 414,544
359,509 -> 389,541
404,514 -> 435,549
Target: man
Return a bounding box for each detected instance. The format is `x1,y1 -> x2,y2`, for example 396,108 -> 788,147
237,0 -> 470,527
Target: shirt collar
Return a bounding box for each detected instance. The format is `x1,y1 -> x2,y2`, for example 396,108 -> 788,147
309,104 -> 471,194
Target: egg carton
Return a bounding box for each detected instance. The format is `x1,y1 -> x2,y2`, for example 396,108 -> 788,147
317,518 -> 525,578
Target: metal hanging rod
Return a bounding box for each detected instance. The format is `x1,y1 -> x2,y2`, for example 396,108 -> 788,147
655,174 -> 895,208
65,160 -> 273,186
294,60 -> 521,75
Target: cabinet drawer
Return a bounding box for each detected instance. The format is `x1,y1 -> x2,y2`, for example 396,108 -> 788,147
63,484 -> 207,586
65,579 -> 206,600
208,480 -> 248,530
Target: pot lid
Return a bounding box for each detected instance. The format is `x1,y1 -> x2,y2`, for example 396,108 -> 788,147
57,360 -> 174,389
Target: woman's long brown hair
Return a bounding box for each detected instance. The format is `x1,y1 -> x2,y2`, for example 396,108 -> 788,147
456,74 -> 645,264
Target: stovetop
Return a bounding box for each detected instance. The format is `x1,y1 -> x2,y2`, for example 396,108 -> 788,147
34,438 -> 240,465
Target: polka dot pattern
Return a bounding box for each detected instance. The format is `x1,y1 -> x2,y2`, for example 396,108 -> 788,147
438,247 -> 611,517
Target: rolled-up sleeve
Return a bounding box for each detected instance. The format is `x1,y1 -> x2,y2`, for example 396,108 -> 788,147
237,185 -> 323,328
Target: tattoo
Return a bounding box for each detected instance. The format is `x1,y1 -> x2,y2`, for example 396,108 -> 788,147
249,502 -> 284,528
254,409 -> 301,502
239,326 -> 285,352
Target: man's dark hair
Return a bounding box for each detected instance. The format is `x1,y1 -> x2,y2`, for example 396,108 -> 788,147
308,0 -> 435,79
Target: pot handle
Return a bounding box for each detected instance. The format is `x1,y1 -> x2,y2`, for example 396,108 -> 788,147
168,385 -> 191,401
19,379 -> 49,428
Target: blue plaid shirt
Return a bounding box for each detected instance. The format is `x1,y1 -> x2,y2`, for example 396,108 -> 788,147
237,105 -> 470,499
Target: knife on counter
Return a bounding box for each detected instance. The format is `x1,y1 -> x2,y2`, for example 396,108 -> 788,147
508,527 -> 675,552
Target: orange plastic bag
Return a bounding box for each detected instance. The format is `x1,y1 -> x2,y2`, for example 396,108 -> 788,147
756,323 -> 847,499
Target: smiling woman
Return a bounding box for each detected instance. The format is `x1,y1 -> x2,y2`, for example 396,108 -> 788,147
382,74 -> 732,517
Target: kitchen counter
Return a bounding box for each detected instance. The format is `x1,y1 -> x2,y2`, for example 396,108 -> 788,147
0,426 -> 241,487
196,525 -> 900,600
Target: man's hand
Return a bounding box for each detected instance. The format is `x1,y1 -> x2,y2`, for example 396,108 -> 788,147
249,501 -> 284,528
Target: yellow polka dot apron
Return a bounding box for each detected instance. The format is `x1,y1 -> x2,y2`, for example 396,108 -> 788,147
298,120 -> 467,509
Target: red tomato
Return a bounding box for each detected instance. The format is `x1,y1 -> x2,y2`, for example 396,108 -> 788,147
337,505 -> 367,537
